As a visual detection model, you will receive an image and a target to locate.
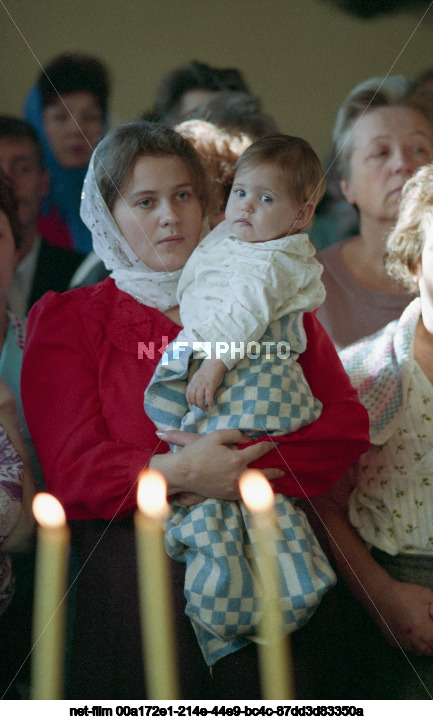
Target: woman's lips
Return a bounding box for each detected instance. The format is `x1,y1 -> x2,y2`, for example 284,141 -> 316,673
158,235 -> 184,246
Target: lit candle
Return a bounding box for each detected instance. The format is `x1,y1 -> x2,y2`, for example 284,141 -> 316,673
31,492 -> 70,700
240,470 -> 294,700
134,470 -> 179,699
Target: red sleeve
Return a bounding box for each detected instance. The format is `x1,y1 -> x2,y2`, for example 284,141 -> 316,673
21,291 -> 156,521
246,312 -> 370,497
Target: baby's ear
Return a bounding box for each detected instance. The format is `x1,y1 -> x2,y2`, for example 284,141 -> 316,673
292,202 -> 315,232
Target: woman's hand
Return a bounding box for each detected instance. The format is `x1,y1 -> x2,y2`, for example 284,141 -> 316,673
373,578 -> 433,656
150,428 -> 284,500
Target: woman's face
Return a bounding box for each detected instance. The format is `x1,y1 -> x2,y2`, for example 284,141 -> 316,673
43,90 -> 104,168
341,106 -> 433,224
111,155 -> 203,272
0,209 -> 18,303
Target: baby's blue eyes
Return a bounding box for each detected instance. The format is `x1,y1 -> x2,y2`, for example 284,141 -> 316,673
234,190 -> 272,203
138,199 -> 152,208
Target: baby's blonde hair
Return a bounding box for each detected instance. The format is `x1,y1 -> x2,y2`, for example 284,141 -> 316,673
385,162 -> 433,292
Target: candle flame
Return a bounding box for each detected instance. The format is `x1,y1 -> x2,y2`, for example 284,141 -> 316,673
137,470 -> 169,519
239,470 -> 274,513
32,493 -> 66,527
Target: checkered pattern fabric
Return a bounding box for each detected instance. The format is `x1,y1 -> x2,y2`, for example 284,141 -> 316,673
165,495 -> 336,665
145,315 -> 322,437
144,313 -> 330,665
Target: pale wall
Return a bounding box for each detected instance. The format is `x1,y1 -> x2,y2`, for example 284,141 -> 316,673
0,0 -> 432,158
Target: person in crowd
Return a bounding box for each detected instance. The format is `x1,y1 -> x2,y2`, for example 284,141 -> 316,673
312,162 -> 433,699
316,75 -> 433,350
22,121 -> 369,699
0,169 -> 41,487
24,53 -> 109,255
0,116 -> 84,314
147,60 -> 250,125
181,90 -> 279,139
0,378 -> 35,698
144,134 -> 337,670
0,170 -> 37,699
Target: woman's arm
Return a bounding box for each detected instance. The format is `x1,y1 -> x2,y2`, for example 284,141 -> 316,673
246,312 -> 370,497
311,476 -> 433,656
21,292 -> 279,520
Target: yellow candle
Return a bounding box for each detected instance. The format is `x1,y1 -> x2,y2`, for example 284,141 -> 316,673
134,470 -> 179,699
31,493 -> 70,700
240,470 -> 294,700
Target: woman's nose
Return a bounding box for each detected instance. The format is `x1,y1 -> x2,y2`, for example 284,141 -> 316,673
393,147 -> 414,176
159,201 -> 180,225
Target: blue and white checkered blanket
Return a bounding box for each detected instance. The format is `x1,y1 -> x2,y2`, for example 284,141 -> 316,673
166,495 -> 336,665
145,314 -> 335,665
145,315 -> 322,437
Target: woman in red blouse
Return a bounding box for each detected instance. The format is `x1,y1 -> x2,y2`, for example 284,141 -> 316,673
22,121 -> 369,700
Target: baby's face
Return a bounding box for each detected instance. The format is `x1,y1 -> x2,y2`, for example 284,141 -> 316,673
225,163 -> 304,242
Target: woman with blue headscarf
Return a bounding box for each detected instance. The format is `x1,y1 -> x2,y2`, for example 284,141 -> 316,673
24,53 -> 109,255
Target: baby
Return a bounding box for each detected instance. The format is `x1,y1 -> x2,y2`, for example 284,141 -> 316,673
146,135 -> 326,438
182,134 -> 325,413
144,135 -> 335,667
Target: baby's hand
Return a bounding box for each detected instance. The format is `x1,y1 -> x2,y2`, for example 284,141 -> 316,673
186,358 -> 227,411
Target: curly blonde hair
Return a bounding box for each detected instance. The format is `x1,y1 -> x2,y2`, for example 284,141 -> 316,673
175,119 -> 253,216
385,162 -> 433,292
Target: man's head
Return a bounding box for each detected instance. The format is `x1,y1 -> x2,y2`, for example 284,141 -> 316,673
0,116 -> 49,246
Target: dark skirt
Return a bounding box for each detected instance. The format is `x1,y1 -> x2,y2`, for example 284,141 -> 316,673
67,517 -> 322,701
67,518 -> 215,700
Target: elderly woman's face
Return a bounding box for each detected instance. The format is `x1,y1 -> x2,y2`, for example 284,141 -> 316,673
0,209 -> 18,304
341,106 -> 433,223
111,154 -> 203,272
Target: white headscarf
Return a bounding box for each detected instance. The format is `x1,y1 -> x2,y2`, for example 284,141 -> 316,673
80,150 -> 182,310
